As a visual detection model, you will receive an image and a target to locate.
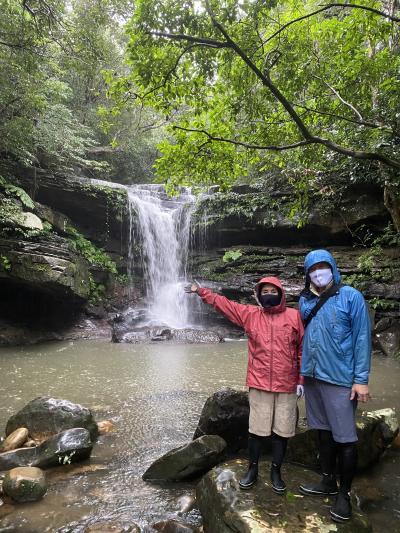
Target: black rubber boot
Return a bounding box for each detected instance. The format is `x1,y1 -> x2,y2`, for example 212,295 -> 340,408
270,462 -> 286,494
329,442 -> 357,522
299,473 -> 338,496
300,430 -> 338,496
239,435 -> 262,489
270,433 -> 288,494
330,491 -> 352,523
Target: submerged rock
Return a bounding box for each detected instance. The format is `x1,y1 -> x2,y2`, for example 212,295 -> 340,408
193,388 -> 249,452
3,467 -> 47,503
6,396 -> 98,442
142,435 -> 227,482
196,459 -> 372,533
152,519 -> 200,532
84,523 -> 140,533
0,428 -> 93,471
97,420 -> 114,434
0,428 -> 29,452
113,325 -> 223,344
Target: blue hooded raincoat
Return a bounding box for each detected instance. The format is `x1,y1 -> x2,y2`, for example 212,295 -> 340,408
299,250 -> 371,388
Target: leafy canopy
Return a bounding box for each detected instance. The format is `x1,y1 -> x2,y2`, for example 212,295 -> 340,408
119,0 -> 400,192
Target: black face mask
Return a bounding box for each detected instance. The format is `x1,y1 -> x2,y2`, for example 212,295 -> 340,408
259,293 -> 281,308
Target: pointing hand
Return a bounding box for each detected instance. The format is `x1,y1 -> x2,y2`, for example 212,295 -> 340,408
184,281 -> 201,294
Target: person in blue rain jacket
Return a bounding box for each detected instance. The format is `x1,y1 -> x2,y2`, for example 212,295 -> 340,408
298,249 -> 371,525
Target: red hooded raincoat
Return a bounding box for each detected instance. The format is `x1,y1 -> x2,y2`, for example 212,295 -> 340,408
198,276 -> 304,393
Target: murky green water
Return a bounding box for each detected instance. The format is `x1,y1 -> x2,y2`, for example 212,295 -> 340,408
0,340 -> 399,532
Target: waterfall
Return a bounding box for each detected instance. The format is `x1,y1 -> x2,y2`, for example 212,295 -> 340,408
127,184 -> 196,328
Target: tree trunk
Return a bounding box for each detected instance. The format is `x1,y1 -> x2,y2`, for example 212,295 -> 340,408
384,183 -> 400,232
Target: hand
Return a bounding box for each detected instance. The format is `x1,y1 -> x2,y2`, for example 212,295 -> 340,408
296,384 -> 305,399
350,384 -> 370,402
184,281 -> 200,294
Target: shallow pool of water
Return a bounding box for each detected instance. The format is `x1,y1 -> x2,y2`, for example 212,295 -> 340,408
0,340 -> 399,532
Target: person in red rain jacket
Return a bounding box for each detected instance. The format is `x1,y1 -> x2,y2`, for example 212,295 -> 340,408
185,276 -> 304,494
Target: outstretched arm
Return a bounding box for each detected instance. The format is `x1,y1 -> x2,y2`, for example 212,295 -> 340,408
185,282 -> 251,329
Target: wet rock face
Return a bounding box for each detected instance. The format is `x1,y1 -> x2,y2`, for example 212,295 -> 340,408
0,237 -> 91,302
6,397 -> 98,442
196,459 -> 372,533
0,428 -> 93,471
190,245 -> 400,341
375,319 -> 400,358
191,184 -> 390,249
3,467 -> 47,503
142,435 -> 227,482
193,388 -> 249,453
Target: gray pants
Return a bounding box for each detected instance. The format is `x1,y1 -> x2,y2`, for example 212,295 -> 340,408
304,377 -> 358,443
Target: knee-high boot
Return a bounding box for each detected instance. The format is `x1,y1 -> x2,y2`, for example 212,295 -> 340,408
330,442 -> 357,523
270,432 -> 288,494
300,430 -> 338,496
239,434 -> 263,489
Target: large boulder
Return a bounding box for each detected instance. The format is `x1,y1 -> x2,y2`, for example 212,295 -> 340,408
286,408 -> 399,470
0,428 -> 93,471
6,397 -> 98,441
193,388 -> 249,452
2,467 -> 47,503
142,435 -> 227,482
196,459 -> 372,533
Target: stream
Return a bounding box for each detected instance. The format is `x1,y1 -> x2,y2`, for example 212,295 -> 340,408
0,340 -> 399,532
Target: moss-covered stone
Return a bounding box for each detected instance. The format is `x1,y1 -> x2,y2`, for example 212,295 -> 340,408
3,467 -> 47,503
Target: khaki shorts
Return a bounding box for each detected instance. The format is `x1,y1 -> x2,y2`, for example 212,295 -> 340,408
249,388 -> 297,437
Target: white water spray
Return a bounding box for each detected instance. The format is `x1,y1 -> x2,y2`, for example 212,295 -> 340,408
127,184 -> 196,328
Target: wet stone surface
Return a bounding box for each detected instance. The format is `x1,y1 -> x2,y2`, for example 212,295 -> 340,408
196,459 -> 372,533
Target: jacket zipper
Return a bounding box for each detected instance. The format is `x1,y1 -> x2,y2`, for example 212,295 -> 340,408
270,314 -> 274,390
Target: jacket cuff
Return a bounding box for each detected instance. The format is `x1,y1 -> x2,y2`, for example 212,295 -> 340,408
298,376 -> 305,385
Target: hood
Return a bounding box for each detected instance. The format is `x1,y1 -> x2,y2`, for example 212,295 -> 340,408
303,249 -> 341,288
254,276 -> 286,314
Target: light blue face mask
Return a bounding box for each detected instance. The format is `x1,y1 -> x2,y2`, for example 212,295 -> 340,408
309,268 -> 333,288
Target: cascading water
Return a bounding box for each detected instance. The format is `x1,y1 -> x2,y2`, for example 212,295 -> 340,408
127,184 -> 196,329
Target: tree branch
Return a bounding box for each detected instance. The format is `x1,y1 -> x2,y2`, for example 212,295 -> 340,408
263,2 -> 400,46
141,43 -> 207,100
204,0 -> 313,140
174,125 -> 400,169
149,31 -> 231,48
293,102 -> 386,129
313,75 -> 364,121
146,2 -> 400,171
173,126 -> 312,150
